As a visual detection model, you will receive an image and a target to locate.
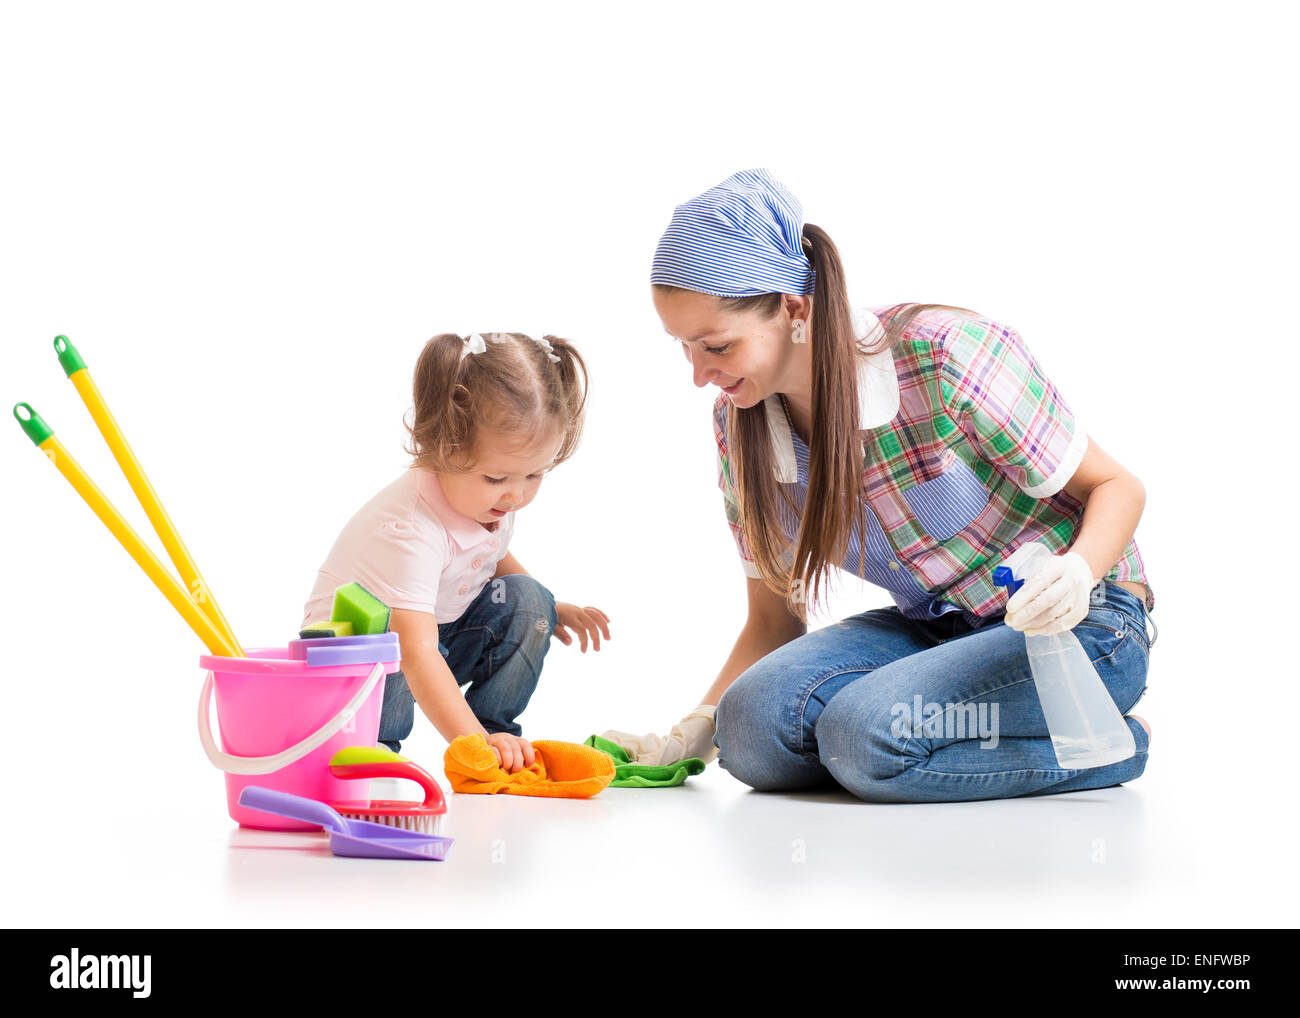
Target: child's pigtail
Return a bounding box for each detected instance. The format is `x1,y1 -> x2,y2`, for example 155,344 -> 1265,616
540,335 -> 588,466
405,333 -> 475,469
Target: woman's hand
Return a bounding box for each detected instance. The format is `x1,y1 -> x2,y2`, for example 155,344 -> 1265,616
485,732 -> 535,773
602,705 -> 718,765
554,602 -> 611,652
1005,551 -> 1095,636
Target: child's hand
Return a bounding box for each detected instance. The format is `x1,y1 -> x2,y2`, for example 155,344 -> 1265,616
554,603 -> 611,652
485,732 -> 535,773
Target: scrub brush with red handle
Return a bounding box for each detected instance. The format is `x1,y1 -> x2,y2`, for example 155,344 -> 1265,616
328,746 -> 447,835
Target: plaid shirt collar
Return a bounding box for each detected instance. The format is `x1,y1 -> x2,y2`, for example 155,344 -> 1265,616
764,308 -> 897,483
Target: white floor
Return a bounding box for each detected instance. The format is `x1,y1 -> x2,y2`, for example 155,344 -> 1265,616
10,732 -> 1293,928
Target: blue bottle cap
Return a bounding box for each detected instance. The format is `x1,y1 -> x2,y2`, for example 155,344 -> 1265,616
992,566 -> 1024,595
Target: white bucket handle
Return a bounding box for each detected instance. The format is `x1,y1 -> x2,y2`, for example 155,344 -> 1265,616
197,661 -> 387,775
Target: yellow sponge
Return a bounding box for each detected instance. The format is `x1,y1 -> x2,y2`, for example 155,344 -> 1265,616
299,620 -> 354,638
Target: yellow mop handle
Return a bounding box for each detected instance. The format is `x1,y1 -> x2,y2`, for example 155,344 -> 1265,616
54,336 -> 244,657
13,403 -> 240,658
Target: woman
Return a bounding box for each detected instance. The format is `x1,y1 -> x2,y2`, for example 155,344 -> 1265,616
604,168 -> 1154,803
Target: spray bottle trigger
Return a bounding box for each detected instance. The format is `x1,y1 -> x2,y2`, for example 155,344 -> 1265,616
992,566 -> 1023,594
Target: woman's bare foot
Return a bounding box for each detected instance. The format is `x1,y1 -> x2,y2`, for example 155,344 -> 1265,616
1131,715 -> 1150,744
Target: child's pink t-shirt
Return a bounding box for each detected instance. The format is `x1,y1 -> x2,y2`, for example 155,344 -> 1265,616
301,466 -> 516,627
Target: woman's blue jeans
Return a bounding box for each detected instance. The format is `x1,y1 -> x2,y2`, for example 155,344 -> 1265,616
715,580 -> 1155,803
377,574 -> 558,753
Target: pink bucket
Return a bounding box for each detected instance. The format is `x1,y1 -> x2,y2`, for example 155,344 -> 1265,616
198,647 -> 397,830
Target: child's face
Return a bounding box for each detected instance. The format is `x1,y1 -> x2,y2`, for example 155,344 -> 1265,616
438,425 -> 563,527
653,287 -> 810,410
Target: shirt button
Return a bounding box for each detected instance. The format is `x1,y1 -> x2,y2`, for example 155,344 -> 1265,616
458,585 -> 468,595
888,561 -> 901,571
472,559 -> 482,569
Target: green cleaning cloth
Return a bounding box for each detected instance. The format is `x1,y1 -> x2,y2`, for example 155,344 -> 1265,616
584,735 -> 707,788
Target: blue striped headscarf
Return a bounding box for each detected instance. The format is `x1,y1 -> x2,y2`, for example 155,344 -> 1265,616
650,168 -> 815,298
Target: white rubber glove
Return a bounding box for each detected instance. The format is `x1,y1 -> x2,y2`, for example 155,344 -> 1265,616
600,705 -> 718,766
597,729 -> 669,760
1004,550 -> 1095,636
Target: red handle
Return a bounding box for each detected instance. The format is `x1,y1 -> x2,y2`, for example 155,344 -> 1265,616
329,757 -> 445,809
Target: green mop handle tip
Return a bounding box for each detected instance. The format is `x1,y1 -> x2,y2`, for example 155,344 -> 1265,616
53,334 -> 87,377
14,402 -> 54,446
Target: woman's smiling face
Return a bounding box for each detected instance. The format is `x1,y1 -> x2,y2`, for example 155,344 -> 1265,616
653,287 -> 810,409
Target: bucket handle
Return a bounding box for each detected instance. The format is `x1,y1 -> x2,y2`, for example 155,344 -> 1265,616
197,661 -> 387,775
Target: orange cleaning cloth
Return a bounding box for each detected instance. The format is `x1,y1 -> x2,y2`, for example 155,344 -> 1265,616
444,734 -> 615,798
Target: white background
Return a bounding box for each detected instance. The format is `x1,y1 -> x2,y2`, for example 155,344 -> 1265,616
2,0 -> 1295,928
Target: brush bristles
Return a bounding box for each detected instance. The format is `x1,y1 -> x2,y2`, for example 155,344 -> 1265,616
340,811 -> 444,836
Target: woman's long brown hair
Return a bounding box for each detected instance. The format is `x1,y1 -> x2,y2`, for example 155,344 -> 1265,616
656,224 -> 978,618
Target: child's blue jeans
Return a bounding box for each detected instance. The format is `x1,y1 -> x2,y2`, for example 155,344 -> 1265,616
377,574 -> 558,753
715,580 -> 1155,803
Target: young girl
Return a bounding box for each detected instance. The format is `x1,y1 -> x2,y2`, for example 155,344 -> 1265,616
606,168 -> 1154,802
302,331 -> 611,773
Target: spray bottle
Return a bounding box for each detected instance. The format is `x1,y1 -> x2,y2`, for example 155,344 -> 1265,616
994,542 -> 1136,769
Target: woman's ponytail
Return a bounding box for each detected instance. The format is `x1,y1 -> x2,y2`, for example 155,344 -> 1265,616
794,223 -> 868,613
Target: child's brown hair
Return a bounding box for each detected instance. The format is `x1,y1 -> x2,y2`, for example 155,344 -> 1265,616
404,332 -> 588,472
